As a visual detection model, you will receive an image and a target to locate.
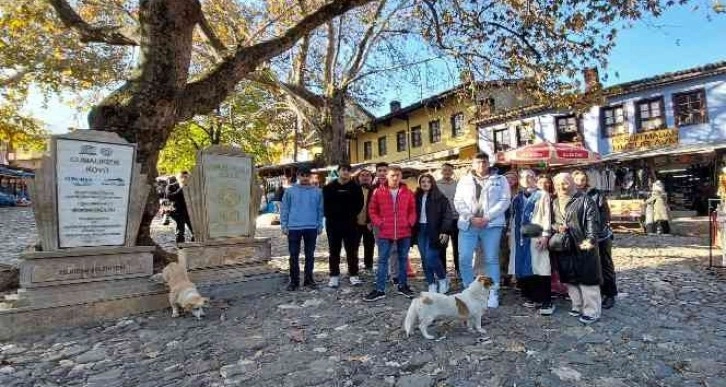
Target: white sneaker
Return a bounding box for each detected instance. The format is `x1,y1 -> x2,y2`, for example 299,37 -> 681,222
428,283 -> 438,293
437,279 -> 450,294
349,276 -> 362,286
487,290 -> 499,308
328,276 -> 340,288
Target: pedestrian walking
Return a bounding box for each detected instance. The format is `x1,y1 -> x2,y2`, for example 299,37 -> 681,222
436,163 -> 459,275
166,172 -> 193,243
323,164 -> 364,288
509,170 -> 555,315
364,165 -> 417,301
550,172 -> 602,324
414,174 -> 454,294
354,169 -> 376,273
454,153 -> 511,308
573,170 -> 618,309
280,167 -> 324,291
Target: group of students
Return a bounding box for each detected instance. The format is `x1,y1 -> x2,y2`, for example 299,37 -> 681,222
280,153 -> 617,324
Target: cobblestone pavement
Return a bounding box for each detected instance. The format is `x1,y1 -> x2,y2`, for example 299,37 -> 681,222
1,208 -> 726,386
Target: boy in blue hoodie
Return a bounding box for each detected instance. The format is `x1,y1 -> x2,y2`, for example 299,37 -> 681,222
281,166 -> 324,291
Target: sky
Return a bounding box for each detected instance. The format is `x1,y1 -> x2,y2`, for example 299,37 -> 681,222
23,3 -> 726,134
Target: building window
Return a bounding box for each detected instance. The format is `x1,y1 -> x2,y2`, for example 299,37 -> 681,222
429,120 -> 441,143
493,128 -> 511,152
555,114 -> 580,143
636,97 -> 666,132
411,126 -> 422,148
377,136 -> 387,156
601,104 -> 627,137
396,130 -> 407,152
515,124 -> 535,146
363,141 -> 372,160
451,112 -> 464,137
673,89 -> 708,127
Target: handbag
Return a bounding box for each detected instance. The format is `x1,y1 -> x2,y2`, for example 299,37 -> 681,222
521,223 -> 544,238
548,231 -> 573,252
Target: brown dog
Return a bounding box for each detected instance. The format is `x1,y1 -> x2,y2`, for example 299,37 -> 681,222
162,261 -> 209,319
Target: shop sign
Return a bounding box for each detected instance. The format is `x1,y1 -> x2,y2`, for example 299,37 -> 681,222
611,129 -> 679,153
609,199 -> 645,219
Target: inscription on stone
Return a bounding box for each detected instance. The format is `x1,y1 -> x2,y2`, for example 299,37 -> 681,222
29,254 -> 149,284
56,139 -> 135,248
202,154 -> 252,238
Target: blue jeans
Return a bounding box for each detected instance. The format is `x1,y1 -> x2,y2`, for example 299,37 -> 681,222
288,229 -> 318,285
458,226 -> 504,288
376,238 -> 411,291
417,224 -> 446,284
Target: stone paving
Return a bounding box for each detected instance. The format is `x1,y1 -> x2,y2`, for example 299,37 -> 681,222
1,208 -> 726,386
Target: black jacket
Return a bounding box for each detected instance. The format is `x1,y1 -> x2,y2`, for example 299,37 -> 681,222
165,182 -> 188,215
413,188 -> 454,248
585,187 -> 611,240
323,179 -> 364,224
552,192 -> 602,286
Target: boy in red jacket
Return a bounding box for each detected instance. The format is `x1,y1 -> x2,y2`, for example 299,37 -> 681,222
364,165 -> 417,301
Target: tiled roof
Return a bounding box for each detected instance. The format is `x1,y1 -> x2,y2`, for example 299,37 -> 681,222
371,79 -> 522,125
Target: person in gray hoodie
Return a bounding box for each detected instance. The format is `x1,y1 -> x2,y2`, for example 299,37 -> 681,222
281,167 -> 324,291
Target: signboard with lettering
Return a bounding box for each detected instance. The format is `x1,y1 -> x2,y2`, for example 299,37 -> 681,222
55,139 -> 135,248
611,128 -> 679,153
202,153 -> 253,238
609,199 -> 645,219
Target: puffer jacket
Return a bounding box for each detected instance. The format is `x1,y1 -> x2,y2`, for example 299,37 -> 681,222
454,172 -> 511,230
368,183 -> 416,240
551,192 -> 602,286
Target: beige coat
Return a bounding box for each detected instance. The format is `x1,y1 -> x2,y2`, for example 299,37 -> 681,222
508,191 -> 552,276
645,193 -> 670,221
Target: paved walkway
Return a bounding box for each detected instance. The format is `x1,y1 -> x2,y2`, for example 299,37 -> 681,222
1,208 -> 725,386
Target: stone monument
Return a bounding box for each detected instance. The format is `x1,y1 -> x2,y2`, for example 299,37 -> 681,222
0,130 -> 166,338
179,146 -> 280,294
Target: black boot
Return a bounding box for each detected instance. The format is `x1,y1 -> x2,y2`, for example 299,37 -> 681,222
602,296 -> 616,309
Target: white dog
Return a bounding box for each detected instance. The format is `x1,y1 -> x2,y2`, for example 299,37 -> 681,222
404,276 -> 493,339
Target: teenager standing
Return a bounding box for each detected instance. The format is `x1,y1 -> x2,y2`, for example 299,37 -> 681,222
323,164 -> 364,288
353,169 -> 376,272
281,167 -> 324,291
414,174 -> 453,293
436,163 -> 459,275
364,166 -> 417,301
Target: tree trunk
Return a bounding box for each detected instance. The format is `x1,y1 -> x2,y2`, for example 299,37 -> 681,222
87,0 -> 199,254
319,90 -> 349,165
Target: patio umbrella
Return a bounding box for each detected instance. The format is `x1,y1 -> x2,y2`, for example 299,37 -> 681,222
496,142 -> 600,166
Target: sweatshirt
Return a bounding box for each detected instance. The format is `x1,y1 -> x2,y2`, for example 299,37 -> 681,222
323,179 -> 364,224
454,172 -> 511,230
281,184 -> 324,231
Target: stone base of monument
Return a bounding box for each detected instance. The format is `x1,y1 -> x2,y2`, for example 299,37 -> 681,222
179,236 -> 283,289
0,240 -> 285,339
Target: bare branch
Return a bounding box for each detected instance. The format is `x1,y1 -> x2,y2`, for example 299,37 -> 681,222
349,55 -> 442,84
341,0 -> 389,86
292,36 -> 311,86
247,72 -> 326,107
48,0 -> 139,46
179,0 -> 375,121
324,21 -> 337,89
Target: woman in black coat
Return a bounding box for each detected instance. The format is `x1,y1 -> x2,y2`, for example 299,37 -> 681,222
414,174 -> 454,294
551,172 -> 602,324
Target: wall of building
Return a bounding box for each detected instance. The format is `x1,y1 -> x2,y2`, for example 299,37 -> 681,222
351,86 -> 530,164
595,73 -> 726,154
477,72 -> 726,159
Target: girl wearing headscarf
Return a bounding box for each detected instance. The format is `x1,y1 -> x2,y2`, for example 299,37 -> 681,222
551,172 -> 602,324
509,170 -> 554,315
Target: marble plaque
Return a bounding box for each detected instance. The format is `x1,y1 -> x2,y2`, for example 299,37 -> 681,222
55,139 -> 135,248
202,153 -> 252,238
